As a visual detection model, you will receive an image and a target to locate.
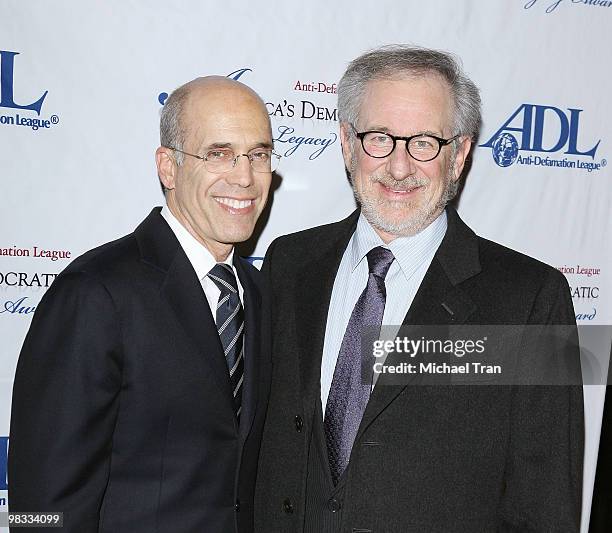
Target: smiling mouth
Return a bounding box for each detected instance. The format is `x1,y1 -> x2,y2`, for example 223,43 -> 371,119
379,183 -> 423,195
214,197 -> 255,210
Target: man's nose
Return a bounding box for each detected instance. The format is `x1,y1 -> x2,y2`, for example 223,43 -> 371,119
227,154 -> 255,187
386,141 -> 417,180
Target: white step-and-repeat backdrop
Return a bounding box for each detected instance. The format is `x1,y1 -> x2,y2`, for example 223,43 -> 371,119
2,1 -> 611,530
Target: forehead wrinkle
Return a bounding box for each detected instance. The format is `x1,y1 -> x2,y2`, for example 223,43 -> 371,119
364,126 -> 444,137
187,115 -> 271,153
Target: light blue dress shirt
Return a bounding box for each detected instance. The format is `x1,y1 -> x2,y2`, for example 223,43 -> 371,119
320,211 -> 448,415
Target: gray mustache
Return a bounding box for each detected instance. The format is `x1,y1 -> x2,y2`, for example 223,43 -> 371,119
369,175 -> 429,191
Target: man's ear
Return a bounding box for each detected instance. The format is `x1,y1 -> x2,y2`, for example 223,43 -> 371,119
451,137 -> 473,182
155,146 -> 177,190
340,122 -> 355,171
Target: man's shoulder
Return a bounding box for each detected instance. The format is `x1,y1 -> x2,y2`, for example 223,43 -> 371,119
444,208 -> 562,285
28,231 -> 142,322
276,218 -> 350,244
62,232 -> 140,281
472,234 -> 568,298
477,235 -> 562,278
267,213 -> 356,260
465,234 -> 575,324
60,209 -> 169,284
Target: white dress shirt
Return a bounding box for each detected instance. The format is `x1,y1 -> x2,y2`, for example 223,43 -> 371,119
320,211 -> 448,415
160,206 -> 245,316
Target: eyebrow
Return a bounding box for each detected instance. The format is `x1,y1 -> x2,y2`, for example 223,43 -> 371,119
251,141 -> 274,150
364,125 -> 391,133
364,126 -> 444,137
205,142 -> 232,150
202,141 -> 274,151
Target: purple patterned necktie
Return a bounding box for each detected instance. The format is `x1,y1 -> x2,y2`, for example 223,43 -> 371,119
324,246 -> 395,485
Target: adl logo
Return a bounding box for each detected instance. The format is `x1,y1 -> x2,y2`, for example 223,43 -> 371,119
0,437 -> 7,491
0,51 -> 47,114
480,104 -> 605,172
0,51 -> 58,131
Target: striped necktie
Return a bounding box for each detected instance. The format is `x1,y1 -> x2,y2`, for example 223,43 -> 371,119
208,263 -> 244,419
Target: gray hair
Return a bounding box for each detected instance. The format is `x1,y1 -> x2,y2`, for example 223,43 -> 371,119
160,84 -> 192,166
338,45 -> 481,140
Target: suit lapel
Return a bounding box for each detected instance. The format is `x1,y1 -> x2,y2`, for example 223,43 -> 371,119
135,208 -> 235,415
294,211 -> 360,420
161,253 -> 235,409
234,256 -> 261,441
357,207 -> 481,439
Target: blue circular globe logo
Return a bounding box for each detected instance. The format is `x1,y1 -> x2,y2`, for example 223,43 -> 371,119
492,133 -> 519,167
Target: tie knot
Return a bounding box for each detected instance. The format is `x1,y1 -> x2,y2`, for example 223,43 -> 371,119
366,246 -> 394,280
208,263 -> 238,294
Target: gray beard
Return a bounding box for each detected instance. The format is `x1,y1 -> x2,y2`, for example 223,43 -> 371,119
351,161 -> 458,238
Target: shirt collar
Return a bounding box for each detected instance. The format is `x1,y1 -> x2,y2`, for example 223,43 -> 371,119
160,205 -> 234,280
350,209 -> 448,279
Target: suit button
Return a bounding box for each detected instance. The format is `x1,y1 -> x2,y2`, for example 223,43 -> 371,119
328,497 -> 341,513
234,499 -> 240,512
283,498 -> 294,514
294,415 -> 303,432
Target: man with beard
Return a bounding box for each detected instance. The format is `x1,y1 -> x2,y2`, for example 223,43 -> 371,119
255,46 -> 583,532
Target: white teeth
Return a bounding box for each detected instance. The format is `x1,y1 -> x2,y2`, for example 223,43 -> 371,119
390,186 -> 419,193
215,198 -> 253,209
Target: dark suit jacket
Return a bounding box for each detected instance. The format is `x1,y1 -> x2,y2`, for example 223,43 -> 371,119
589,349 -> 612,532
255,207 -> 584,532
9,208 -> 270,533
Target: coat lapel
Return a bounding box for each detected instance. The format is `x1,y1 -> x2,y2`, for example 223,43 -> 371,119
135,208 -> 235,415
294,211 -> 360,420
357,207 -> 482,439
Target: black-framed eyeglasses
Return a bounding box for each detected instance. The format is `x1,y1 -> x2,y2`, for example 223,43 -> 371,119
351,124 -> 459,162
167,146 -> 281,173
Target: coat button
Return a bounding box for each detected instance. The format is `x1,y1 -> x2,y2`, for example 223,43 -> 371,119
234,499 -> 240,512
294,415 -> 303,432
328,497 -> 341,513
283,498 -> 294,514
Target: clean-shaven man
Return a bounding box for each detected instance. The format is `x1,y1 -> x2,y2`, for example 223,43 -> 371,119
10,76 -> 276,533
